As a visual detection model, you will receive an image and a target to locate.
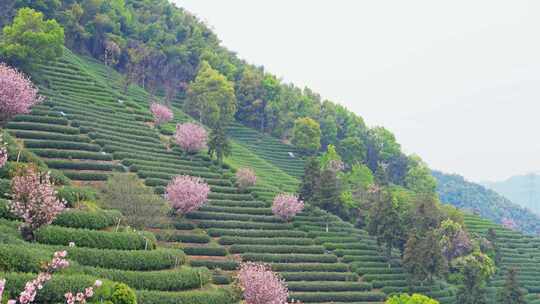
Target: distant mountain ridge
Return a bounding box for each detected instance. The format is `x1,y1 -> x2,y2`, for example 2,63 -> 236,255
432,170 -> 540,235
483,173 -> 540,215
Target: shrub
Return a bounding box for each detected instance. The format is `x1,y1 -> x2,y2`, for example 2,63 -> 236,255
189,260 -> 238,270
182,247 -> 227,256
136,288 -> 238,304
56,186 -> 97,207
235,168 -> 256,190
150,103 -> 173,126
154,230 -> 210,243
53,209 -> 121,229
241,253 -> 338,263
34,225 -> 156,250
100,174 -> 167,229
111,283 -> 137,304
229,245 -> 324,254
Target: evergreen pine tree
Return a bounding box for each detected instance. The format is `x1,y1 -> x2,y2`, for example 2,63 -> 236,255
498,268 -> 526,304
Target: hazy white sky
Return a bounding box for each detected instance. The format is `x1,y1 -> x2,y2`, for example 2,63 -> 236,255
175,0 -> 540,182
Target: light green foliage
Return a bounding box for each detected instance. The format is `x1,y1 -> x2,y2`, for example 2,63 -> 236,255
0,7 -> 64,68
292,117 -> 321,153
320,144 -> 341,170
385,293 -> 440,304
455,251 -> 496,304
337,136 -> 366,166
368,127 -> 401,162
185,61 -> 236,129
405,155 -> 437,194
111,283 -> 137,304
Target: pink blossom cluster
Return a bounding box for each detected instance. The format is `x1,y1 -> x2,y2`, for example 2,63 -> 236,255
64,280 -> 102,304
0,63 -> 43,123
272,193 -> 304,221
236,168 -> 257,190
502,217 -> 517,230
237,262 -> 289,304
174,122 -> 207,153
3,251 -> 69,304
0,135 -> 7,168
150,102 -> 173,125
0,279 -> 5,302
9,166 -> 66,234
166,175 -> 210,215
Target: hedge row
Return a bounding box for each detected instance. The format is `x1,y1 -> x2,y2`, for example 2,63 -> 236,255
7,122 -> 80,134
9,130 -> 91,142
63,171 -> 110,181
74,265 -> 212,291
186,211 -> 281,223
197,220 -> 292,230
200,205 -> 273,216
35,225 -> 156,250
136,288 -> 238,304
207,200 -> 266,208
286,281 -> 372,292
53,209 -> 121,229
45,160 -> 121,171
290,291 -> 386,303
270,263 -> 349,272
218,236 -> 313,246
199,228 -> 306,238
1,273 -> 118,304
280,272 -> 357,282
182,247 -> 227,256
229,245 -> 325,254
189,260 -> 239,270
24,140 -> 101,152
30,149 -> 113,161
241,253 -> 338,264
154,230 -> 210,243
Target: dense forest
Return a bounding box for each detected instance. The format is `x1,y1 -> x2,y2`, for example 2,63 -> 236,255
433,170 -> 540,235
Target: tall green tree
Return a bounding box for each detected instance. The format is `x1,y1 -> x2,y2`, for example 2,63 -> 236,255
291,117 -> 321,154
0,7 -> 64,68
455,252 -> 496,304
299,157 -> 321,203
207,125 -> 231,165
403,231 -> 447,283
497,268 -> 526,304
185,61 -> 236,129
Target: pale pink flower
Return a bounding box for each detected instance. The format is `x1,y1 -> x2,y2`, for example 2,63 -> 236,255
236,168 -> 257,190
174,123 -> 207,153
9,166 -> 66,236
0,279 -> 5,301
238,262 -> 289,304
272,193 -> 304,221
0,135 -> 7,168
166,175 -> 210,215
0,63 -> 43,123
150,102 -> 173,125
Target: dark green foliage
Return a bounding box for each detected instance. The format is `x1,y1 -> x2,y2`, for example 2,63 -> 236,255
35,225 -> 156,250
290,291 -> 385,303
299,157 -> 321,202
497,268 -> 526,304
136,288 -> 238,304
207,126 -> 231,165
56,186 -> 97,206
189,260 -> 239,270
155,230 -> 210,243
182,247 -> 227,256
53,209 -> 121,229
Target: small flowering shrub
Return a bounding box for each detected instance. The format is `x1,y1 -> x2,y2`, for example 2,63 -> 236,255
235,168 -> 257,190
65,280 -> 102,304
150,102 -> 173,126
0,135 -> 7,168
0,63 -> 44,124
166,175 -> 210,216
272,193 -> 304,221
9,165 -> 66,240
237,262 -> 288,304
174,122 -> 207,153
0,251 -> 70,304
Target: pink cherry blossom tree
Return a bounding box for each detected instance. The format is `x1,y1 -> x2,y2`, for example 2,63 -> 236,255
0,135 -> 7,168
150,102 -> 173,126
272,193 -> 305,221
236,168 -> 257,190
64,280 -> 102,304
9,165 -> 66,240
0,63 -> 44,125
165,175 -> 210,216
237,262 -> 289,304
174,122 -> 208,154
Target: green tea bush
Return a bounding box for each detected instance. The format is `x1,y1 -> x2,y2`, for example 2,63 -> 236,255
53,209 -> 121,229
136,288 -> 238,304
35,225 -> 155,250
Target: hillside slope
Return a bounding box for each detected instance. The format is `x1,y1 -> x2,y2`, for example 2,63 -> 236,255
433,170 -> 540,235
0,48 -> 467,304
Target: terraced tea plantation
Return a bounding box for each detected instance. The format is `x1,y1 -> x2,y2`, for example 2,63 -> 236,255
464,214 -> 540,304
3,48 -> 540,304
